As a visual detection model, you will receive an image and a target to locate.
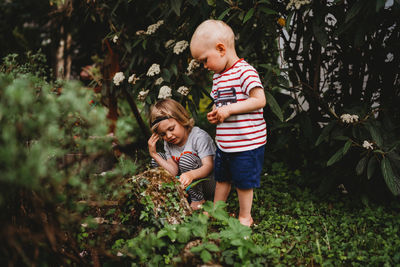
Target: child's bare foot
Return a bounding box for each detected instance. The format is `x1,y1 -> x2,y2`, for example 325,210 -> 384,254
238,216 -> 253,227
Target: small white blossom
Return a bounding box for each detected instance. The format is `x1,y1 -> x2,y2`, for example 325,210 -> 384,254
244,236 -> 249,240
112,35 -> 118,43
145,20 -> 164,35
286,0 -> 311,10
117,252 -> 124,257
113,72 -> 125,86
81,223 -> 88,228
158,85 -> 172,99
173,40 -> 189,55
155,77 -> 164,85
128,74 -> 139,84
362,140 -> 374,150
177,86 -> 190,96
186,59 -> 200,75
165,39 -> 175,48
147,63 -> 160,76
340,114 -> 359,124
137,89 -> 149,101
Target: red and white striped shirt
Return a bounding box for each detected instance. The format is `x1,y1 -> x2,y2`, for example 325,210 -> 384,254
210,59 -> 267,153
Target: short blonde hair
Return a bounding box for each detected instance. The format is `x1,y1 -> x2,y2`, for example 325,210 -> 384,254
190,19 -> 235,49
149,98 -> 194,133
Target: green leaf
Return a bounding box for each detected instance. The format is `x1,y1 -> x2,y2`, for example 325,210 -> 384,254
205,243 -> 220,252
381,158 -> 400,196
327,147 -> 343,166
286,11 -> 295,32
345,1 -> 364,23
356,156 -> 368,175
200,249 -> 212,262
315,121 -> 336,146
259,7 -> 277,15
265,91 -> 283,122
177,227 -> 191,243
171,0 -> 182,16
243,8 -> 255,23
343,139 -> 352,155
218,8 -> 231,20
367,157 -> 377,179
366,122 -> 383,147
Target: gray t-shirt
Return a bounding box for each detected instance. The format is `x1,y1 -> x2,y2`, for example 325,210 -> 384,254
164,126 -> 216,162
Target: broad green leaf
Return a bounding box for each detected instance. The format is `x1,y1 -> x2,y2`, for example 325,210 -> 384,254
218,8 -> 231,20
327,147 -> 343,166
343,140 -> 352,155
243,8 -> 255,23
177,227 -> 191,243
205,243 -> 220,252
265,91 -> 283,122
367,157 -> 377,179
366,122 -> 383,147
200,249 -> 212,262
356,156 -> 368,175
381,158 -> 400,196
312,21 -> 328,47
285,11 -> 294,32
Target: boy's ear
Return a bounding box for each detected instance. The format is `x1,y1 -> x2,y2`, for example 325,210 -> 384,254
216,43 -> 226,56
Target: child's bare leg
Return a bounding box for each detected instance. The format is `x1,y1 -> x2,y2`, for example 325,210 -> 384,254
190,199 -> 205,210
214,181 -> 231,202
236,188 -> 254,227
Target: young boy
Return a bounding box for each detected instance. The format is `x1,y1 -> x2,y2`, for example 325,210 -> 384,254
190,19 -> 266,226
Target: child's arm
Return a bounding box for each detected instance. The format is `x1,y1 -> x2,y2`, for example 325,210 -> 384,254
148,133 -> 179,176
179,155 -> 213,188
208,87 -> 266,123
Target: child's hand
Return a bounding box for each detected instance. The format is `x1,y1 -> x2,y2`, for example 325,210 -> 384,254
214,105 -> 231,123
179,172 -> 194,188
207,109 -> 218,124
148,133 -> 159,157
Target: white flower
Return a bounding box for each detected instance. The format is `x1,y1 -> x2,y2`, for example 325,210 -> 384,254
177,86 -> 190,96
147,63 -> 160,76
158,86 -> 172,99
155,77 -> 164,85
145,20 -> 164,35
165,39 -> 175,48
117,252 -> 124,257
113,72 -> 125,86
362,140 -> 374,150
340,114 -> 359,124
128,74 -> 139,84
186,59 -> 200,75
286,0 -> 311,10
244,236 -> 249,240
137,89 -> 149,101
173,40 -> 189,55
112,35 -> 118,43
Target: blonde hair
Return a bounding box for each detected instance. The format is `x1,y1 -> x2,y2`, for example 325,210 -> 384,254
149,98 -> 194,133
190,19 -> 235,49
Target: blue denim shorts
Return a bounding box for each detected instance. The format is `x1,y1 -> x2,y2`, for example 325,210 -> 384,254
214,145 -> 265,189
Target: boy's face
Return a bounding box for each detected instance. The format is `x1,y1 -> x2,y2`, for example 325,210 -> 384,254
191,40 -> 227,74
156,118 -> 188,147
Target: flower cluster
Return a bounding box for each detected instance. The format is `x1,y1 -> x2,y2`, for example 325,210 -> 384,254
158,85 -> 172,99
340,114 -> 359,124
145,20 -> 164,35
177,86 -> 189,96
186,59 -> 200,75
362,140 -> 374,150
286,0 -> 311,10
113,72 -> 125,86
147,63 -> 160,77
137,89 -> 149,101
173,40 -> 189,55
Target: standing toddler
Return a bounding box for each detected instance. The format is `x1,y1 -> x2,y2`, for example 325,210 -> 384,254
190,19 -> 267,226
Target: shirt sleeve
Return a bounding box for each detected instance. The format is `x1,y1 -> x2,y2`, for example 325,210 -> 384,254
240,66 -> 263,95
193,129 -> 216,159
